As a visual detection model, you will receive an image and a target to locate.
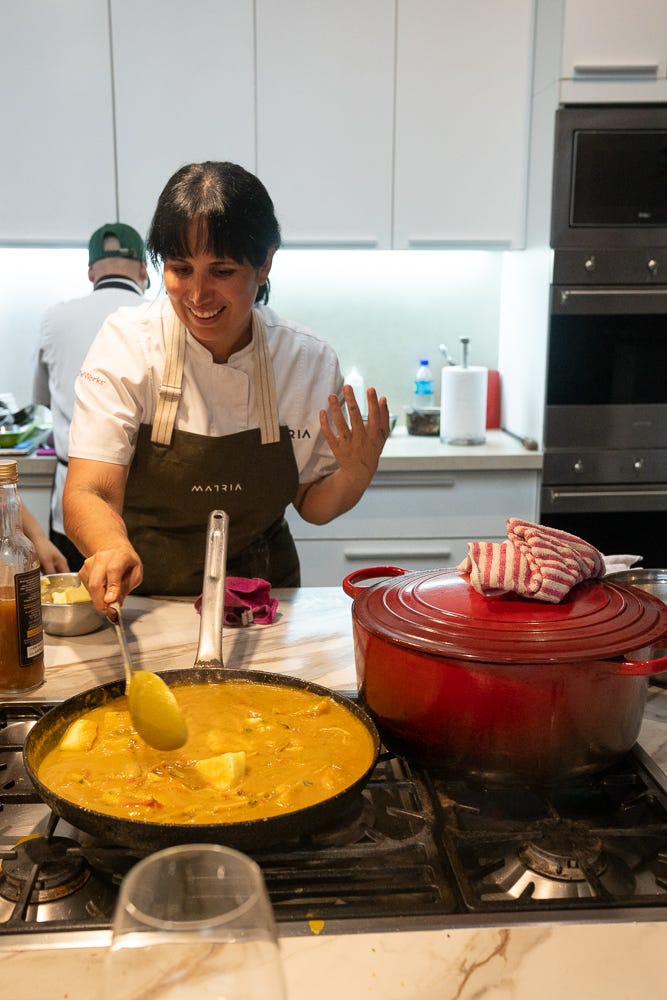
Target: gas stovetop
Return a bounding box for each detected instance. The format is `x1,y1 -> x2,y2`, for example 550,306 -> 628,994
2,703 -> 667,937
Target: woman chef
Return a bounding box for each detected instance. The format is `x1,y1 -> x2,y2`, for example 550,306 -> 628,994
63,161 -> 390,611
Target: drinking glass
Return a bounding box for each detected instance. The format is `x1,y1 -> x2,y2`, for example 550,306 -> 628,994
105,843 -> 287,1000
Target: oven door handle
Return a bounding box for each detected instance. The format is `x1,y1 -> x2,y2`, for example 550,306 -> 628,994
560,289 -> 667,299
555,287 -> 667,315
548,489 -> 667,500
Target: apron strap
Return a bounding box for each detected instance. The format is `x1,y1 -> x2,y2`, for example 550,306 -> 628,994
252,309 -> 281,445
151,310 -> 185,446
150,308 -> 281,447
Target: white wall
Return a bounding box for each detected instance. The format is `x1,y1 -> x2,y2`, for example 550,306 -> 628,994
0,247 -> 503,423
497,0 -> 562,444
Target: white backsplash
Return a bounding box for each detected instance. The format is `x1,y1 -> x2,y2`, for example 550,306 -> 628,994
0,247 -> 502,424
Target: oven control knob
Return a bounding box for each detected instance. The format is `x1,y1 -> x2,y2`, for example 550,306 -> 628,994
584,256 -> 596,273
573,459 -> 584,474
647,258 -> 658,275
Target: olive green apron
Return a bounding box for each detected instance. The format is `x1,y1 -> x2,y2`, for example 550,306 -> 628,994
123,309 -> 299,595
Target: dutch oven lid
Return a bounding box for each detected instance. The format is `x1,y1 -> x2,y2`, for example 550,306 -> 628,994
352,569 -> 667,663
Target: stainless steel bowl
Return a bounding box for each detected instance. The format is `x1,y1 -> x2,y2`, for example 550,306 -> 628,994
40,573 -> 106,637
612,568 -> 667,605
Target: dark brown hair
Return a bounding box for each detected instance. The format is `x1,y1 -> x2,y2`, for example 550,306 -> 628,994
146,162 -> 282,303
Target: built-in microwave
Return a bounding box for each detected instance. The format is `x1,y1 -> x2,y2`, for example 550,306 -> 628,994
550,104 -> 667,250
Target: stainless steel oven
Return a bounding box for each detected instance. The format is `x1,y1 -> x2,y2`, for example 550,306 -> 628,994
550,104 -> 667,250
541,105 -> 667,564
541,252 -> 667,564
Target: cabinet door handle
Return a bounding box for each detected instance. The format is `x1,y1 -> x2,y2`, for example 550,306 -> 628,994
343,543 -> 453,561
407,237 -> 513,249
573,64 -> 659,78
371,476 -> 456,488
281,236 -> 379,248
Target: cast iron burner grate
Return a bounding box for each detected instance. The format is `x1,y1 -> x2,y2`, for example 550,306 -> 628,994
427,748 -> 667,913
1,703 -> 667,936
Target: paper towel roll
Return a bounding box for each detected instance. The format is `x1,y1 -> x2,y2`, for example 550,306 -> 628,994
440,366 -> 487,445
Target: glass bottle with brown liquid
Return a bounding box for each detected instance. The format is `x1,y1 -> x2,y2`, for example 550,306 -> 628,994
0,460 -> 44,693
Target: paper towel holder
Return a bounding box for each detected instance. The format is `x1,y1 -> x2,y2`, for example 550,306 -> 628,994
439,337 -> 487,446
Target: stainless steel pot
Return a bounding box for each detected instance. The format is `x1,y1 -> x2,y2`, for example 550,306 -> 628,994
610,568 -> 667,605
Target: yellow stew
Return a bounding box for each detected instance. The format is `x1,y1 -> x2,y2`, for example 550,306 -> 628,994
38,682 -> 375,826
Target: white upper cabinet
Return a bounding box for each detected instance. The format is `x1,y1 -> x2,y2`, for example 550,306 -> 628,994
0,0 -> 116,242
560,0 -> 667,103
255,0 -> 395,248
110,0 -> 256,240
0,1 -> 539,250
393,0 -> 535,250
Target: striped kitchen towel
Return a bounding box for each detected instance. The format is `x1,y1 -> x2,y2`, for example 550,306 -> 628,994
458,518 -> 606,603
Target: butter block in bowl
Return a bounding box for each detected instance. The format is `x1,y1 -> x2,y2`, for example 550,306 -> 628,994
40,573 -> 106,636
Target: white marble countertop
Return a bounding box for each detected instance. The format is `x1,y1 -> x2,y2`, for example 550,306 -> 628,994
2,586 -> 666,999
378,427 -> 543,472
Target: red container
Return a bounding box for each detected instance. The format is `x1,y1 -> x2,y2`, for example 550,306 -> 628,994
486,369 -> 501,428
343,567 -> 667,785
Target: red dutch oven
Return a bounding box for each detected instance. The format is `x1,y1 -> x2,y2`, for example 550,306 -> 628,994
342,567 -> 667,785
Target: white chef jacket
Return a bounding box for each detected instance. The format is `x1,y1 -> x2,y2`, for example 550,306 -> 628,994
33,276 -> 147,533
69,298 -> 343,486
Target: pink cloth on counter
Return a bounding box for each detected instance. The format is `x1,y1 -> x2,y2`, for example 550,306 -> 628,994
194,576 -> 278,626
458,517 -> 606,604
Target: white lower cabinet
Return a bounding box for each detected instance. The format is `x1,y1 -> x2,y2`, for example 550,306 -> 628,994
16,463 -> 53,535
286,470 -> 540,586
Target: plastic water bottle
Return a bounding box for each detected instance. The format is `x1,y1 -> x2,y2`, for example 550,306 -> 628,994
344,366 -> 366,415
413,359 -> 434,409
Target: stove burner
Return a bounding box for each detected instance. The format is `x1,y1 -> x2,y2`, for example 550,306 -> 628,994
519,826 -> 606,883
476,821 -> 639,902
0,836 -> 90,904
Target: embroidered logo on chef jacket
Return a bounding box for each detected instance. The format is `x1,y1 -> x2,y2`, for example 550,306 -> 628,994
191,482 -> 243,493
78,369 -> 107,386
289,427 -> 311,440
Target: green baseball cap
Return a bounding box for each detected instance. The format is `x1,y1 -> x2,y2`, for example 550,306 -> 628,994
88,223 -> 147,266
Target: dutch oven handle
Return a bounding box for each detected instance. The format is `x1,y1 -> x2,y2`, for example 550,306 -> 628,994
342,566 -> 408,598
613,650 -> 667,677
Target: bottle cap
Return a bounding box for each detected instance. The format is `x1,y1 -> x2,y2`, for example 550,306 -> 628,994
0,460 -> 18,485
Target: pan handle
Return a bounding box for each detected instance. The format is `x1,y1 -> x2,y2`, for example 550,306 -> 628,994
613,650 -> 667,676
342,565 -> 407,598
193,510 -> 229,669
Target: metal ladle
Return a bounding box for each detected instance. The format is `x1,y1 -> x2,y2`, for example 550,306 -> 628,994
108,602 -> 188,751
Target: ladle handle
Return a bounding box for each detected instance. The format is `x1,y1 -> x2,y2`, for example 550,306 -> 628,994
194,510 -> 229,669
107,601 -> 134,692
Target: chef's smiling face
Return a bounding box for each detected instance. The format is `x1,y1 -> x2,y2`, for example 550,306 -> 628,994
163,246 -> 274,363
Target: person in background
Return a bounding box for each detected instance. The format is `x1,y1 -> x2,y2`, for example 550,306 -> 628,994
63,161 -> 390,612
32,223 -> 150,571
20,501 -> 69,573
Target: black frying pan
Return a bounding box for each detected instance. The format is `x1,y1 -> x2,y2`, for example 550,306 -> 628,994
23,667 -> 379,852
24,510 -> 379,851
